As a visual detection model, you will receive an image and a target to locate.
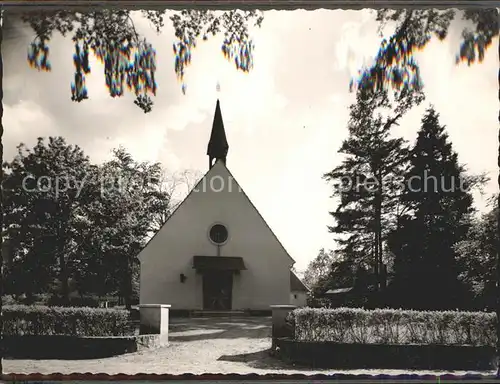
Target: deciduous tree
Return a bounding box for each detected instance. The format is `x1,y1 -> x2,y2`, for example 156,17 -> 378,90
80,147 -> 170,309
302,248 -> 336,292
455,195 -> 498,311
7,9 -> 263,113
3,137 -> 93,303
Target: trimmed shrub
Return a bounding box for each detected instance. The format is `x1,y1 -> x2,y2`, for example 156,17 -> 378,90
288,307 -> 496,347
3,304 -> 130,337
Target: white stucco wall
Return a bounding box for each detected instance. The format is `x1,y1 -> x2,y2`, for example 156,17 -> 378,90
139,160 -> 294,310
290,291 -> 308,307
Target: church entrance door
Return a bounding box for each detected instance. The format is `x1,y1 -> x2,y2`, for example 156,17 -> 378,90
203,271 -> 233,310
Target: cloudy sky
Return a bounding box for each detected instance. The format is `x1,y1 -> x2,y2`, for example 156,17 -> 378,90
3,9 -> 497,272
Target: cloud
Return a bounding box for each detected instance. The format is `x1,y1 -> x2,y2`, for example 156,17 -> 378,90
163,104 -> 207,131
3,101 -> 56,160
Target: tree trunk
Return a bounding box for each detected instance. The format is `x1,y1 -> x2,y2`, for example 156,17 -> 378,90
59,252 -> 69,304
496,33 -> 500,377
378,169 -> 384,293
0,10 -> 4,373
57,224 -> 69,305
123,258 -> 132,311
374,169 -> 383,295
373,231 -> 379,291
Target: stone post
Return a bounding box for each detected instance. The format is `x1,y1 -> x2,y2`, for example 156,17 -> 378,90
139,304 -> 171,340
270,304 -> 297,350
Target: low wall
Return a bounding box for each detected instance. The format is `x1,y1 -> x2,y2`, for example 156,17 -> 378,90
140,304 -> 170,337
169,309 -> 272,318
276,338 -> 497,371
270,305 -> 296,350
246,309 -> 272,316
4,334 -> 168,360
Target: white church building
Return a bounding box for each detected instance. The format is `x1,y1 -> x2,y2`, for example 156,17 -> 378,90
138,100 -> 309,311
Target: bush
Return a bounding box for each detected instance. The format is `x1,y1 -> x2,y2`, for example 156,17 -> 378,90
47,295 -> 100,308
1,293 -> 53,306
2,295 -> 18,306
3,305 -> 131,337
306,296 -> 332,308
288,307 -> 496,347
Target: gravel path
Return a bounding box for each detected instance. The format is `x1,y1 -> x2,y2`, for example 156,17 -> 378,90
3,316 -> 497,376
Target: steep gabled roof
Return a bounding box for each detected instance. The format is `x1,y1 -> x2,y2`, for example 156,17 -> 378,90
137,160 -> 296,266
290,270 -> 310,292
325,287 -> 353,295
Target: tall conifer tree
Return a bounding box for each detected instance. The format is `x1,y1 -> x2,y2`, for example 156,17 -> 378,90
388,106 -> 474,310
324,87 -> 417,291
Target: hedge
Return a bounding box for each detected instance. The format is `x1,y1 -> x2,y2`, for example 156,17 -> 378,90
3,304 -> 130,337
287,307 -> 497,347
2,294 -> 123,307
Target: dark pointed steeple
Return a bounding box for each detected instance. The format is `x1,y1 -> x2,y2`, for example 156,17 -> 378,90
207,99 -> 229,169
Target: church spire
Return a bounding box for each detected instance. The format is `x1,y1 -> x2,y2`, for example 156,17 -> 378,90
207,99 -> 229,169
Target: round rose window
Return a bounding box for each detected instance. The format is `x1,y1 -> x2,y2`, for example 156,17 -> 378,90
209,224 -> 228,244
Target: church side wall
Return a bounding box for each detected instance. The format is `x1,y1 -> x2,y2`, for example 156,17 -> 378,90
139,162 -> 293,310
290,291 -> 308,307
